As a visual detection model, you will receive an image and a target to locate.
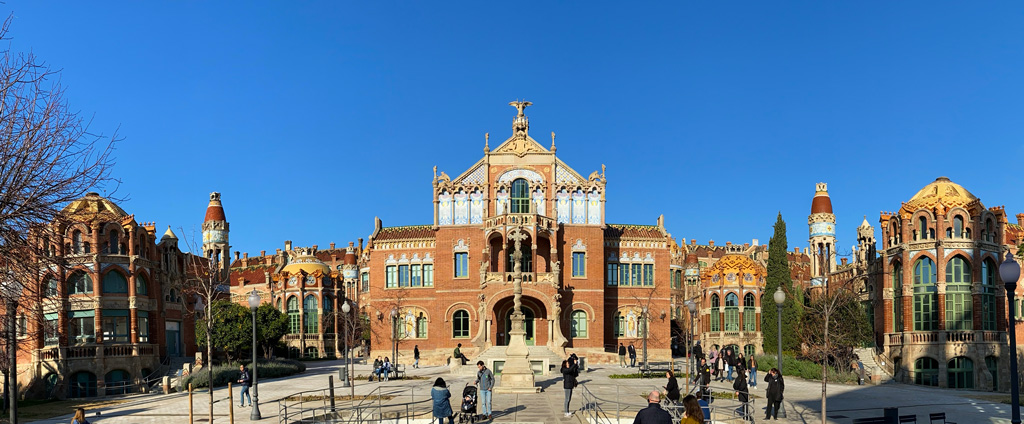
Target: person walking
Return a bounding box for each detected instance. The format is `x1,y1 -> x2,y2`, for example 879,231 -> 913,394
414,345 -> 420,369
733,369 -> 751,422
691,341 -> 703,362
618,343 -> 627,368
663,371 -> 680,403
628,343 -> 637,368
475,361 -> 495,419
237,364 -> 252,407
71,407 -> 90,424
560,356 -> 580,417
763,368 -> 785,420
632,390 -> 673,424
431,378 -> 454,424
748,356 -> 758,389
709,346 -> 720,381
680,395 -> 705,424
724,347 -> 736,382
695,358 -> 711,401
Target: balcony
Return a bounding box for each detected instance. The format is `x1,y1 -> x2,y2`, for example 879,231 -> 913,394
35,343 -> 157,362
886,331 -> 1005,348
483,213 -> 557,231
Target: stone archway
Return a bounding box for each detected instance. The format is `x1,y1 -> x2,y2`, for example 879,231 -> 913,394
493,296 -> 548,347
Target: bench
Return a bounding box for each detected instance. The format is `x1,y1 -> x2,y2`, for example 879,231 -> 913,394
852,418 -> 886,424
929,413 -> 955,424
391,364 -> 406,380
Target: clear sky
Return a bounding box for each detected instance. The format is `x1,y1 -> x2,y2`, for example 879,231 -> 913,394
9,2 -> 1024,260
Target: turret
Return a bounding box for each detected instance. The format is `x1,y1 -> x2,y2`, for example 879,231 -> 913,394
202,192 -> 231,278
808,183 -> 837,278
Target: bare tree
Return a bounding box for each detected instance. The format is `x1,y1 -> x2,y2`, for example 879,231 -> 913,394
0,13 -> 119,420
178,228 -> 228,424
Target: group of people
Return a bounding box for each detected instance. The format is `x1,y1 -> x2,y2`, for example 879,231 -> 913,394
684,342 -> 786,422
617,342 -> 639,368
429,360 -> 495,424
371,356 -> 394,381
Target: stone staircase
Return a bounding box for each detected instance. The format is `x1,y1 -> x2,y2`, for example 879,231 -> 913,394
451,346 -> 565,376
853,347 -> 892,385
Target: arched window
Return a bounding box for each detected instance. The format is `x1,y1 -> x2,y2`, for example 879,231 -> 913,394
72,230 -> 83,254
953,216 -> 964,238
892,262 -> 903,332
918,217 -> 928,240
947,357 -> 974,389
945,256 -> 972,331
743,293 -> 756,332
613,312 -> 625,337
70,371 -> 98,398
323,297 -> 334,333
744,344 -> 755,358
303,295 -> 318,334
45,278 -> 58,297
986,356 -> 1000,392
276,297 -> 282,311
102,271 -> 128,294
985,219 -> 995,242
104,370 -> 131,395
453,310 -> 470,338
571,310 -> 588,338
724,293 -> 739,331
914,357 -> 939,386
417,313 -> 428,338
913,258 -> 937,331
287,297 -> 300,334
136,274 -> 148,296
981,258 -> 998,330
510,178 -> 530,213
108,231 -> 119,254
710,294 -> 721,332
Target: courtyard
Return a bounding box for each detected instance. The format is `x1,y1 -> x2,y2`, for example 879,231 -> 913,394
25,358 -> 1012,423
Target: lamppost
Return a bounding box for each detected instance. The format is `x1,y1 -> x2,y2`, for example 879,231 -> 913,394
341,300 -> 354,396
684,300 -> 697,393
641,306 -> 649,376
247,289 -> 263,420
773,287 -> 787,419
1000,252 -> 1021,424
390,307 -> 398,370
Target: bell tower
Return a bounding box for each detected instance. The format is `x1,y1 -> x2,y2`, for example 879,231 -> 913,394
202,192 -> 231,278
808,183 -> 836,278
856,216 -> 875,264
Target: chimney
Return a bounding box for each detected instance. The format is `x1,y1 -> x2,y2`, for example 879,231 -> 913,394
841,258 -> 848,266
1018,213 -> 1024,226
709,240 -> 714,247
752,238 -> 759,246
260,250 -> 266,257
358,238 -> 364,250
794,247 -> 800,253
330,242 -> 336,250
726,241 -> 732,246
313,244 -> 318,251
744,243 -> 750,248
690,239 -> 696,245
284,240 -> 292,251
234,251 -> 240,261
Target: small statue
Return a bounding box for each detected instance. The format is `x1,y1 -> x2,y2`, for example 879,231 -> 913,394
479,260 -> 489,289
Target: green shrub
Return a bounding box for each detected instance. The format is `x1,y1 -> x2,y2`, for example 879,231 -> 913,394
182,359 -> 306,389
755,354 -> 858,384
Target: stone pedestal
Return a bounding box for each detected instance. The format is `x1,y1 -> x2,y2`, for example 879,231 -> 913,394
494,312 -> 540,393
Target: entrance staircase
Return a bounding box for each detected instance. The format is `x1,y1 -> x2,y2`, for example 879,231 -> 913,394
853,347 -> 892,385
451,345 -> 565,376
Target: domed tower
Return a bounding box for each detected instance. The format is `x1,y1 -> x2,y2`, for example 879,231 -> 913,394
202,192 -> 230,278
856,216 -> 875,264
808,182 -> 836,279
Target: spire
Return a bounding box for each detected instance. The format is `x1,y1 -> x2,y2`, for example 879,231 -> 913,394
551,131 -> 556,152
204,192 -> 226,222
860,215 -> 871,228
484,133 -> 490,153
161,226 -> 178,241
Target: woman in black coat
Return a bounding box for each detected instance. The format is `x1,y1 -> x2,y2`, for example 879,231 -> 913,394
560,358 -> 580,417
664,371 -> 681,403
764,368 -> 785,420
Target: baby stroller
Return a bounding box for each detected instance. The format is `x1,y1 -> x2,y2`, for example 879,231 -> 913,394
458,384 -> 478,423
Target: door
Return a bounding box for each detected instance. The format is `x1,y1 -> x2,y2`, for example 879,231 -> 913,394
503,307 -> 536,346
166,321 -> 181,356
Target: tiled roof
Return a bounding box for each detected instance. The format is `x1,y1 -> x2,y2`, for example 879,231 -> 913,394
604,224 -> 664,239
375,225 -> 436,241
229,264 -> 276,286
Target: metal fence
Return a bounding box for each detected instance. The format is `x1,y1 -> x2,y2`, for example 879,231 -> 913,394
577,382 -> 755,424
277,385 -> 431,424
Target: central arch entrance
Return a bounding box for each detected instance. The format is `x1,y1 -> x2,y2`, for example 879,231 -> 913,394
504,307 -> 536,346
493,295 -> 548,347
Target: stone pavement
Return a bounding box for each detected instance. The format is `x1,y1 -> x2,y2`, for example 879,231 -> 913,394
25,359 -> 1017,423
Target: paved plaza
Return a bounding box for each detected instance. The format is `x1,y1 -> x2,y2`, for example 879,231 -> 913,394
27,358 -> 1014,423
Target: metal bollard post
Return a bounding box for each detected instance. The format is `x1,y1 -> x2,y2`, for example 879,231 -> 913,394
188,383 -> 194,424
228,382 -> 234,424
329,376 -> 336,413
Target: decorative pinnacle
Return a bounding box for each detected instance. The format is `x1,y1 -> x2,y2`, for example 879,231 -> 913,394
484,133 -> 490,153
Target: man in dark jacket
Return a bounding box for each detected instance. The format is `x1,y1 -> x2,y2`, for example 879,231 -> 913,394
618,343 -> 627,368
733,371 -> 751,422
724,347 -> 736,382
764,368 -> 785,420
692,341 -> 703,362
694,358 -> 711,401
237,365 -> 252,407
628,344 -> 637,367
632,390 -> 672,424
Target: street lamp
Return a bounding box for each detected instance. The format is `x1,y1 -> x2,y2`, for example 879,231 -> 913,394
1000,252 -> 1021,424
684,300 -> 697,393
247,289 -> 263,420
772,287 -> 787,419
390,307 -> 398,371
341,300 -> 354,396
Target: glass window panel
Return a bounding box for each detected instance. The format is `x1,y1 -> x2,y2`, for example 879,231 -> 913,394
423,264 -> 434,287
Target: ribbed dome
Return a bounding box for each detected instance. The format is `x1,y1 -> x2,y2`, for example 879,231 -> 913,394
204,192 -> 226,222
810,183 -> 833,214
903,177 -> 979,212
61,192 -> 128,222
703,254 -> 765,287
282,255 -> 332,275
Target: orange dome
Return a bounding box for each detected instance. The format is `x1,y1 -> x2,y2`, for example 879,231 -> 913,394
811,183 -> 833,214
204,192 -> 227,222
902,177 -> 979,213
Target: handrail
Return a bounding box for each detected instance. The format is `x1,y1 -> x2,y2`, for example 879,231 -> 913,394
276,385 -> 431,424
579,381 -> 754,424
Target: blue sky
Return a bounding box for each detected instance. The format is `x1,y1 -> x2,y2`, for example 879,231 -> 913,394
11,2 -> 1024,259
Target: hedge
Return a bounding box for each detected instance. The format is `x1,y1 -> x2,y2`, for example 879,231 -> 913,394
181,358 -> 307,389
755,354 -> 858,384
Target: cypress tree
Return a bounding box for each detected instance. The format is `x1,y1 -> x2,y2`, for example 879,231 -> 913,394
762,212 -> 803,354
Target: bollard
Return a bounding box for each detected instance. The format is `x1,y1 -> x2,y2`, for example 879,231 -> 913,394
189,383 -> 194,424
162,375 -> 171,394
329,376 -> 336,412
340,366 -> 350,387
229,382 -> 234,424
